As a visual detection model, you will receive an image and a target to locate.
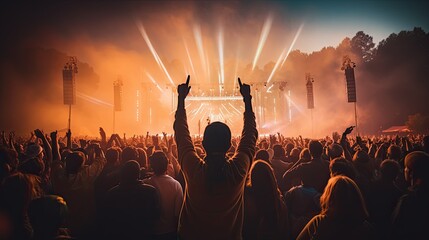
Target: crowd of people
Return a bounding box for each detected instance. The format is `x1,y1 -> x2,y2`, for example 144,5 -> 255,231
0,76 -> 428,240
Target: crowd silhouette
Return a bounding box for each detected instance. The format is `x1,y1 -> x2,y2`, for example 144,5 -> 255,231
0,76 -> 428,240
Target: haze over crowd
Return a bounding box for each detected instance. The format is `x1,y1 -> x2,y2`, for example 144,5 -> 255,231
1,1 -> 428,136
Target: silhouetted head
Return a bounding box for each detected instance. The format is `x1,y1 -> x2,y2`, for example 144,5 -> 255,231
122,146 -> 139,163
404,151 -> 429,185
120,160 -> 141,183
285,143 -> 295,155
387,145 -> 401,161
28,195 -> 68,239
380,159 -> 400,181
352,150 -> 374,179
202,122 -> 231,155
65,151 -> 85,175
149,151 -> 168,175
309,140 -> 323,159
327,143 -> 344,160
289,148 -> 300,163
1,173 -> 37,215
329,157 -> 356,180
255,149 -> 270,163
105,147 -> 120,166
300,148 -> 311,162
273,144 -> 285,158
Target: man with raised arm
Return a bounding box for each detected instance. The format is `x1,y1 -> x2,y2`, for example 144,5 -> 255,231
174,76 -> 258,240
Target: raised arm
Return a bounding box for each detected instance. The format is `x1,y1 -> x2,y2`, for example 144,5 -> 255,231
235,78 -> 258,165
340,126 -> 354,161
50,131 -> 61,163
35,129 -> 53,166
173,75 -> 198,166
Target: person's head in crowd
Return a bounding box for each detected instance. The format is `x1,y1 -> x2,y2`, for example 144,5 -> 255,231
320,175 -> 368,221
202,122 -> 231,156
300,148 -> 311,162
329,157 -> 356,180
326,143 -> 344,160
387,145 -> 402,161
120,160 -> 141,184
379,159 -> 400,182
60,148 -> 72,162
65,151 -> 85,175
202,122 -> 232,189
255,149 -> 270,164
309,140 -> 323,159
19,144 -> 45,175
136,148 -> 147,169
248,160 -> 282,200
1,172 -> 38,215
352,150 -> 373,178
149,151 -> 168,176
122,146 -> 139,164
28,195 -> 68,240
404,151 -> 429,187
105,147 -> 120,166
289,148 -> 300,163
272,144 -> 286,159
285,143 -> 295,156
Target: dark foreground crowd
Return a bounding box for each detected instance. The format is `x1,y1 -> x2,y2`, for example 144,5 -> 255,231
0,76 -> 428,240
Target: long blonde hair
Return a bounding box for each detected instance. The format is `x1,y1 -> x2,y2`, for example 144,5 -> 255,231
320,175 -> 368,221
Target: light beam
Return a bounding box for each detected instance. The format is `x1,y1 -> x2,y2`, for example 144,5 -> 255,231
136,20 -> 175,86
252,14 -> 273,71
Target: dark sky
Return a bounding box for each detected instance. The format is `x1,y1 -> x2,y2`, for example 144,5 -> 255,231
2,0 -> 428,53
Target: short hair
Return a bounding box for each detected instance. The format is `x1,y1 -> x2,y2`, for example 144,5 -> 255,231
285,143 -> 295,153
404,151 -> 429,181
28,195 -> 68,237
203,122 -> 231,154
105,147 -> 120,165
380,159 -> 400,181
273,144 -> 285,158
255,149 -> 270,162
122,146 -> 139,163
330,157 -> 356,180
65,151 -> 85,174
120,160 -> 141,183
328,144 -> 344,159
309,140 -> 323,158
387,145 -> 401,160
149,151 -> 168,175
300,148 -> 311,161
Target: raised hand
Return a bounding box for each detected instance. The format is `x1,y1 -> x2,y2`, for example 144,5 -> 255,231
238,77 -> 251,99
99,127 -> 106,139
152,134 -> 159,146
66,129 -> 72,138
178,75 -> 191,99
50,131 -> 57,140
34,129 -> 45,139
343,126 -> 355,135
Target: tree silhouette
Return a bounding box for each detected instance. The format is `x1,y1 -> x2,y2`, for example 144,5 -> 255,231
351,31 -> 375,62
